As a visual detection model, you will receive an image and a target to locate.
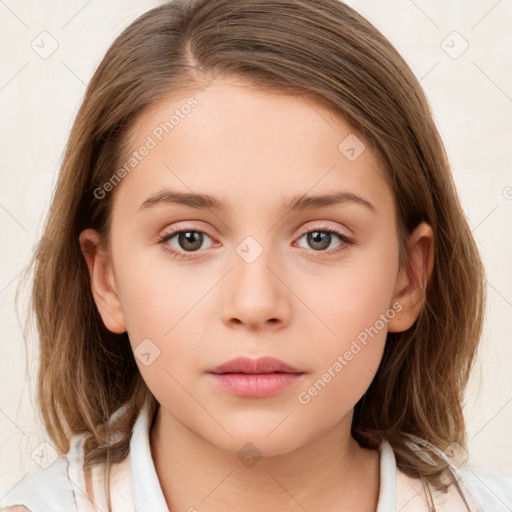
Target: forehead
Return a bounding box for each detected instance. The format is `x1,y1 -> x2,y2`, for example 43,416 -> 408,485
111,77 -> 393,218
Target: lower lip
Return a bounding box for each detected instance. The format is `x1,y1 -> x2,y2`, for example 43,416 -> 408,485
207,372 -> 304,397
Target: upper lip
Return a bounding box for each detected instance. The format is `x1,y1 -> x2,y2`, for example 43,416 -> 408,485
208,356 -> 303,374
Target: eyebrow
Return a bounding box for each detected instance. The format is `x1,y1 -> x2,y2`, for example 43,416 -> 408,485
138,189 -> 375,213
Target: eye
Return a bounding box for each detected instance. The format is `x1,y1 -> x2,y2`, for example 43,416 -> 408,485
295,226 -> 354,255
157,228 -> 216,259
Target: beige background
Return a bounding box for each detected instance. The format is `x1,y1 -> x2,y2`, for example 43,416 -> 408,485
1,0 -> 511,499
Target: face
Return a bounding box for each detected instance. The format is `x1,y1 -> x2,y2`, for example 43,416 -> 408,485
81,76 -> 424,457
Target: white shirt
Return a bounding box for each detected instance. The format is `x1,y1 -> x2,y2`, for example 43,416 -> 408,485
1,402 -> 511,511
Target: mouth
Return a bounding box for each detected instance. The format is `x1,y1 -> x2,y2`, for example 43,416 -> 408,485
207,356 -> 305,398
207,372 -> 305,398
207,356 -> 304,375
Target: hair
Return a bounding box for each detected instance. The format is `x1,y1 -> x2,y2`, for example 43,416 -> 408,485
17,0 -> 485,508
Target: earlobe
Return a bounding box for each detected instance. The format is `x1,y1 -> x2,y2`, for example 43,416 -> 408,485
388,222 -> 434,333
79,228 -> 127,334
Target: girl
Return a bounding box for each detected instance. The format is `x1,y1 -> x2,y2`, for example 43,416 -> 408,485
2,0 -> 511,510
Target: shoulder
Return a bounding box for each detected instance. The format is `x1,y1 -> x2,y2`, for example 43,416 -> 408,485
0,435 -> 88,512
1,434 -> 136,512
0,456 -> 76,512
396,463 -> 512,511
457,464 -> 512,510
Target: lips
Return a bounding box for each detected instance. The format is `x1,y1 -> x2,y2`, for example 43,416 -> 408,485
207,356 -> 305,398
208,356 -> 303,375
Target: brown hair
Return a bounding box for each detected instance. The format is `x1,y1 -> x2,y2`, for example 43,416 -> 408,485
17,0 -> 485,507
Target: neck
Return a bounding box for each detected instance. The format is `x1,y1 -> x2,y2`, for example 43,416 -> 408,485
149,406 -> 380,512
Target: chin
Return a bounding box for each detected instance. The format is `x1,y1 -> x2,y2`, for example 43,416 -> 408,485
205,417 -> 311,459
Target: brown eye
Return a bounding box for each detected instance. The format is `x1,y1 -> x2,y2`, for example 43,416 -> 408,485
158,228 -> 216,258
306,230 -> 333,251
176,231 -> 204,252
296,228 -> 351,253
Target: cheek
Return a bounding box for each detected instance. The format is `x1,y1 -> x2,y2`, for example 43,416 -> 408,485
304,247 -> 399,346
115,252 -> 223,374
114,245 -> 209,338
294,244 -> 398,407
295,280 -> 390,416
119,270 -> 205,407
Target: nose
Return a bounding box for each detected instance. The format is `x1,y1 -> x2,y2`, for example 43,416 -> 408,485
220,241 -> 291,331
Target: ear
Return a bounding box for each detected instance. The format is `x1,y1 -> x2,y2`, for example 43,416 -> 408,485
78,228 -> 127,334
387,221 -> 434,333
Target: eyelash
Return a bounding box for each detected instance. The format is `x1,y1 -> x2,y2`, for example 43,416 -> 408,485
156,224 -> 354,260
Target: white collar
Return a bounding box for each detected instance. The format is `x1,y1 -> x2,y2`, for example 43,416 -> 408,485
130,403 -> 169,511
130,403 -> 398,512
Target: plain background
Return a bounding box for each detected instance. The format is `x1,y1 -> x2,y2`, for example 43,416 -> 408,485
1,0 -> 511,499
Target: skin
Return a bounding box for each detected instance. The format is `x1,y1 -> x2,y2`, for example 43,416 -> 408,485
80,76 -> 434,512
